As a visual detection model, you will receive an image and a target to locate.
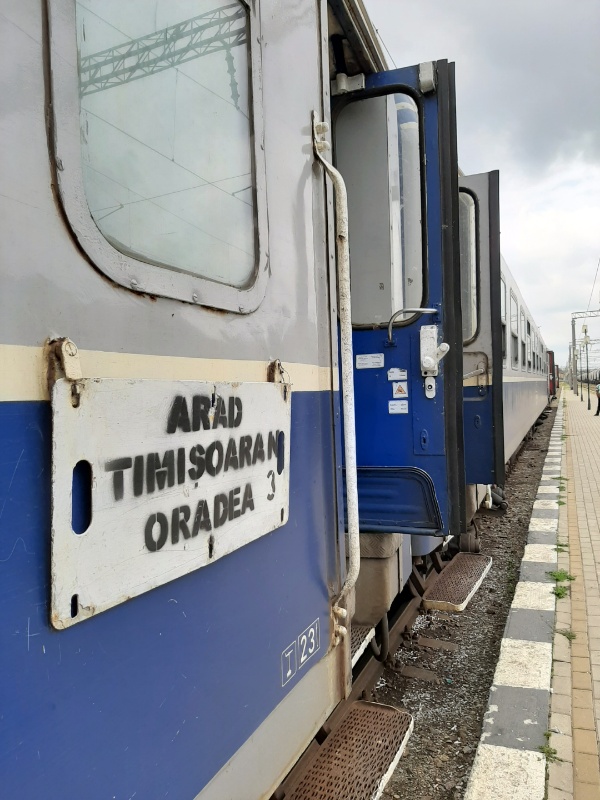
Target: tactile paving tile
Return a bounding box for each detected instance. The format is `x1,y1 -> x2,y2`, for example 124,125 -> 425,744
286,701 -> 413,800
422,553 -> 492,612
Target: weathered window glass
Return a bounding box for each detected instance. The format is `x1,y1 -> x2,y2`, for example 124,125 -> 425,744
459,191 -> 477,343
336,94 -> 424,326
76,0 -> 256,287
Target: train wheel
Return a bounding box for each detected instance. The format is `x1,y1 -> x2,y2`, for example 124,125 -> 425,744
370,615 -> 390,662
459,528 -> 481,553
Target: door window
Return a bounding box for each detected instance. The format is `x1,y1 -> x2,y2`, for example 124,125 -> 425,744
459,190 -> 478,343
335,94 -> 424,326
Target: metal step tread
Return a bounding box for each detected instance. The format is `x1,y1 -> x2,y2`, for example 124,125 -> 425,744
285,701 -> 413,800
350,624 -> 375,666
422,553 -> 492,612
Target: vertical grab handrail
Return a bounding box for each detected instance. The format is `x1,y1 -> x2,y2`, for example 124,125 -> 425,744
312,112 -> 358,641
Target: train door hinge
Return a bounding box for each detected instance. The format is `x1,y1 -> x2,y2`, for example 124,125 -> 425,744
330,72 -> 365,96
48,337 -> 83,407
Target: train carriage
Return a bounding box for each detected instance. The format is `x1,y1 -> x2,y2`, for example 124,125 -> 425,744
0,1 -> 551,797
2,2 -> 347,797
499,258 -> 549,462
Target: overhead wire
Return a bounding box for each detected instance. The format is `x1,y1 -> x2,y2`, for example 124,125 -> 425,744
374,27 -> 397,68
586,255 -> 600,311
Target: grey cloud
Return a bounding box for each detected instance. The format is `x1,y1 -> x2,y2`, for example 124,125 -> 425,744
366,0 -> 600,175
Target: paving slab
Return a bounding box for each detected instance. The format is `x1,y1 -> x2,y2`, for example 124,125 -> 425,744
465,403 -> 563,799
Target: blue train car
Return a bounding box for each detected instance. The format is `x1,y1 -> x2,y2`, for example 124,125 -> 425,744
1,2 -> 348,797
0,1 -> 550,797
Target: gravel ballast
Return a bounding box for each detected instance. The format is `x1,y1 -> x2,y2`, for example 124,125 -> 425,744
377,405 -> 556,800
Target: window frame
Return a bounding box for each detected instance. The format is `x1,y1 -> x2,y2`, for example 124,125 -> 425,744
459,188 -> 480,346
47,0 -> 268,313
334,89 -> 429,330
509,290 -> 518,368
500,275 -> 507,364
520,308 -> 526,369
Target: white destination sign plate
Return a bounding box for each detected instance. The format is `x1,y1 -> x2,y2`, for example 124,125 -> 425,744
51,378 -> 291,628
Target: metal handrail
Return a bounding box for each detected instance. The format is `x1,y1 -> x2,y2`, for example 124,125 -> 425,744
463,368 -> 486,380
387,308 -> 437,343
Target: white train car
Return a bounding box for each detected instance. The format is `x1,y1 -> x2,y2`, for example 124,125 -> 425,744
500,256 -> 549,461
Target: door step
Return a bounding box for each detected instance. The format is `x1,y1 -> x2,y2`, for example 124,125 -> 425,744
284,701 -> 413,800
422,553 -> 492,612
350,624 -> 375,667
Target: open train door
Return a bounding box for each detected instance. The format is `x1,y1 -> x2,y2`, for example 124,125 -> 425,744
459,171 -> 505,487
333,61 -> 465,555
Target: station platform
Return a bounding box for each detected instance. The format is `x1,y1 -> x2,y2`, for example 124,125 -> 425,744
466,388 -> 600,800
548,387 -> 600,799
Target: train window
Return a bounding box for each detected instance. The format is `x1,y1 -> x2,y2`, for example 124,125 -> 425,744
510,291 -> 518,367
459,191 -> 478,343
520,309 -> 526,368
335,94 -> 424,326
500,277 -> 507,363
527,321 -> 532,370
49,0 -> 268,311
511,334 -> 518,368
510,293 -> 518,335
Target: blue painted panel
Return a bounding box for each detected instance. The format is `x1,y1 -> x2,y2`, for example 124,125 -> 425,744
351,330 -> 449,535
463,385 -> 495,484
347,65 -> 453,538
0,393 -> 337,799
344,467 -> 443,534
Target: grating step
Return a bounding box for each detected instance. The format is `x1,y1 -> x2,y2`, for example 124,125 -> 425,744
285,701 -> 413,800
350,625 -> 375,667
422,553 -> 492,612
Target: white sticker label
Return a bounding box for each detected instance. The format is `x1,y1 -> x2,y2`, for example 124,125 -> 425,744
387,368 -> 407,381
392,381 -> 409,398
281,618 -> 320,687
356,353 -> 384,369
281,641 -> 298,686
298,619 -> 320,669
51,378 -> 291,628
389,400 -> 409,414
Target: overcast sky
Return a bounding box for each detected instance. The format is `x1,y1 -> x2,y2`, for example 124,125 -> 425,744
365,0 -> 600,367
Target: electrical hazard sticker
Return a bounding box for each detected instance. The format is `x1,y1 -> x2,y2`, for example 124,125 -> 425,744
392,381 -> 408,398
